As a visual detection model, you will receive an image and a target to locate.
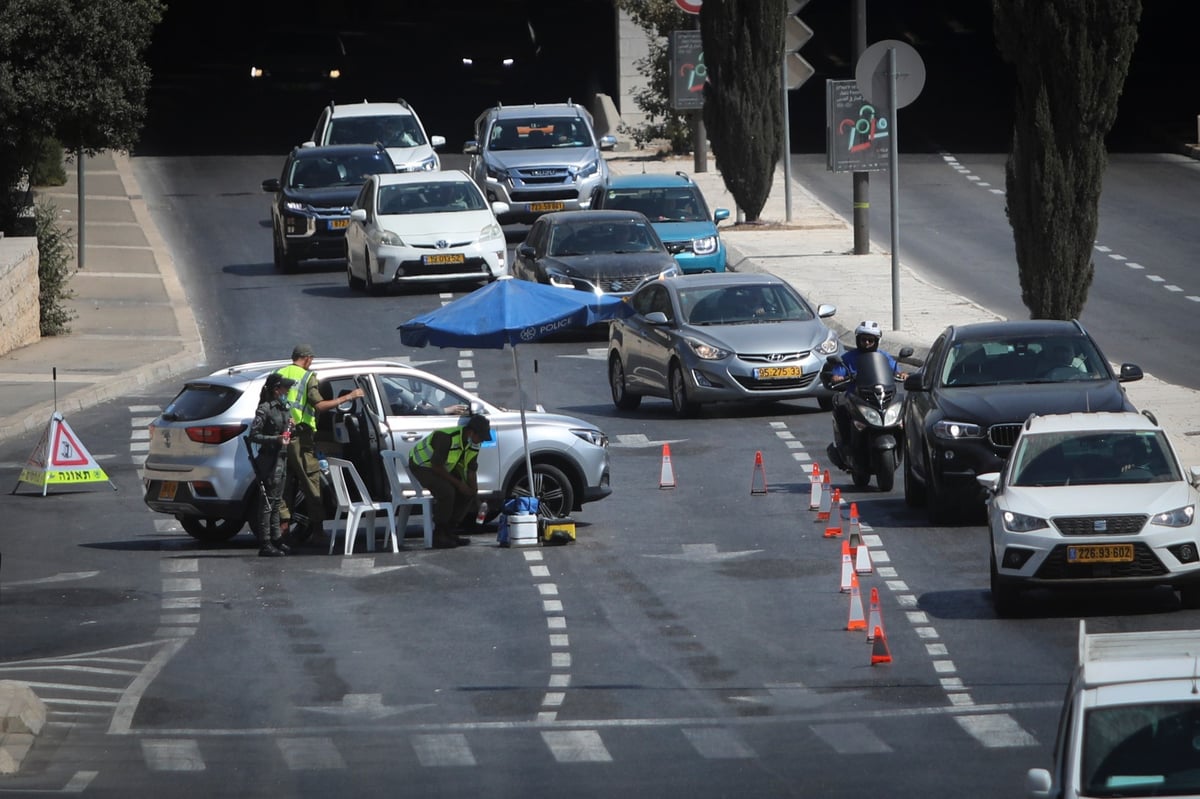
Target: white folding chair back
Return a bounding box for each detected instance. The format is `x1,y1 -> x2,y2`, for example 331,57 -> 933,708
325,457 -> 398,555
380,449 -> 435,549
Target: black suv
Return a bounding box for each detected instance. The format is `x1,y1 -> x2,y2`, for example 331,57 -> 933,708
901,319 -> 1144,524
261,143 -> 395,272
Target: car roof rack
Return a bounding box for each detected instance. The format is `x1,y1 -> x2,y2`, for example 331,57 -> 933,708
674,170 -> 693,183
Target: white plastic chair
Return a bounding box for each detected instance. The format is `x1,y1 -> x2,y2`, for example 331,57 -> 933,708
325,457 -> 398,555
379,449 -> 435,549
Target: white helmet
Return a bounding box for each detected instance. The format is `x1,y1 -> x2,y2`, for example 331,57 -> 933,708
855,320 -> 882,339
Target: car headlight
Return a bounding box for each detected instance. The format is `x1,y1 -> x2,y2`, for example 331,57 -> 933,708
686,338 -> 730,360
933,420 -> 984,440
1002,510 -> 1047,533
418,155 -> 438,172
1152,505 -> 1195,528
860,404 -> 902,427
547,270 -> 574,289
486,164 -> 508,181
480,221 -> 502,241
284,201 -> 305,212
380,230 -> 404,247
575,160 -> 600,180
692,235 -> 717,255
571,428 -> 608,448
815,332 -> 839,356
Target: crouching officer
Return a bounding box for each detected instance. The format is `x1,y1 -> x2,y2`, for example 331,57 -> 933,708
408,414 -> 491,549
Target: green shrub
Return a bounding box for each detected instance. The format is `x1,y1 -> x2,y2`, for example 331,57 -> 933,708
34,202 -> 76,336
29,139 -> 67,187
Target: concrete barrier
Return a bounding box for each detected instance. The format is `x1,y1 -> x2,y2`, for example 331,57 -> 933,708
0,680 -> 45,775
0,237 -> 40,357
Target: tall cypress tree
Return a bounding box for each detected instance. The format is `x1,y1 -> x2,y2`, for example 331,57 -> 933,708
994,0 -> 1141,319
699,0 -> 784,223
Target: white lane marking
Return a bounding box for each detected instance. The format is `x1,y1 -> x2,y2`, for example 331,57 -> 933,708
811,722 -> 893,754
646,543 -> 762,562
2,571 -> 99,586
542,730 -> 612,762
547,616 -> 567,630
413,733 -> 476,767
543,599 -> 563,612
611,433 -> 688,448
162,578 -> 200,592
549,674 -> 571,688
276,737 -> 346,770
683,727 -> 755,759
536,583 -> 558,595
956,714 -> 1038,748
142,738 -> 205,771
1127,262 -> 1145,269
530,565 -> 551,578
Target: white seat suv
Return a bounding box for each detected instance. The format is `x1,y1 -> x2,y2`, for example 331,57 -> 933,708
308,99 -> 445,173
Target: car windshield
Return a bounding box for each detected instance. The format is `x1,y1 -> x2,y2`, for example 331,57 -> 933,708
329,115 -> 426,148
1009,430 -> 1180,486
487,116 -> 593,150
1081,701 -> 1200,796
679,285 -> 814,325
940,335 -> 1108,387
602,187 -> 708,222
377,182 -> 486,214
549,220 -> 659,255
288,153 -> 392,189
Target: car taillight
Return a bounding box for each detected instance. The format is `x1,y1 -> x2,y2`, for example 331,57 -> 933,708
185,424 -> 247,445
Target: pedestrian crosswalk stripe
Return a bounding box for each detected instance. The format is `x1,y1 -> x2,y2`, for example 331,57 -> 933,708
541,729 -> 612,762
413,733 -> 476,767
682,727 -> 755,759
276,737 -> 346,770
955,714 -> 1038,748
143,739 -> 205,771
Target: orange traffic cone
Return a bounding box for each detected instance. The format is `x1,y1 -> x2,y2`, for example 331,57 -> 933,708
824,495 -> 843,538
846,572 -> 866,631
839,539 -> 854,593
750,451 -> 768,495
847,503 -> 862,553
870,625 -> 892,665
866,587 -> 884,642
855,536 -> 873,574
815,471 -> 832,520
659,443 -> 676,489
808,462 -> 822,510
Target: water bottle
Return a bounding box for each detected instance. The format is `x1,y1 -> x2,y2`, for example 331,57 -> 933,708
281,420 -> 294,445
318,456 -> 330,475
475,501 -> 489,525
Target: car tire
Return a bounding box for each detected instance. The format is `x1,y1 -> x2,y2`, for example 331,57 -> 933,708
509,463 -> 575,519
876,449 -> 896,492
609,355 -> 641,411
180,515 -> 243,542
272,230 -> 285,271
852,470 -> 871,488
990,550 -> 1020,617
818,395 -> 834,412
347,253 -> 365,291
669,362 -> 698,418
903,445 -> 926,508
276,231 -> 299,274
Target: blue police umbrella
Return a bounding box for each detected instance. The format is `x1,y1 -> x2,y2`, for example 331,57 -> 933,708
398,276 -> 631,502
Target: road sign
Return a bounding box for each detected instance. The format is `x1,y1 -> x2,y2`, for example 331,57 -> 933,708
785,0 -> 815,90
675,0 -> 701,14
670,30 -> 705,111
854,39 -> 926,110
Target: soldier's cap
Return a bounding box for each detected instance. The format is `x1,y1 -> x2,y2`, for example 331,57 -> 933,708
292,343 -> 315,359
465,414 -> 491,438
265,373 -> 296,392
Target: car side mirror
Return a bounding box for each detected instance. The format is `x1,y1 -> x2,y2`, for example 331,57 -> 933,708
262,178 -> 281,193
1025,768 -> 1053,799
903,373 -> 924,391
977,472 -> 1001,494
463,140 -> 480,155
491,201 -> 510,217
644,311 -> 669,326
350,208 -> 367,222
713,208 -> 731,224
1119,363 -> 1144,382
430,135 -> 446,150
816,303 -> 836,319
517,244 -> 535,258
1190,465 -> 1200,488
598,134 -> 617,151
898,346 -> 914,360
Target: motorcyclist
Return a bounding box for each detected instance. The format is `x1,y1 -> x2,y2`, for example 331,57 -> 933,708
828,320 -> 909,457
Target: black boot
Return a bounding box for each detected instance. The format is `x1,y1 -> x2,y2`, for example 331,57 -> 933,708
270,536 -> 292,554
259,544 -> 286,557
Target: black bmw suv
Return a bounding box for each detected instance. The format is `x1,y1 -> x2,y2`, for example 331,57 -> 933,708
262,143 -> 395,272
901,319 -> 1144,524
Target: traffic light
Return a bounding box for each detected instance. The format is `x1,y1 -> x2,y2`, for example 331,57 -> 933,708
785,0 -> 815,90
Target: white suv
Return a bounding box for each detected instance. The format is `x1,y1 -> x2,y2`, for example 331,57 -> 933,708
308,99 -> 445,173
463,100 -> 617,224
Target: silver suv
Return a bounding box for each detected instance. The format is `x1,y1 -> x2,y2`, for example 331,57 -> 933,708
308,99 -> 445,173
141,359 -> 612,542
463,100 -> 617,224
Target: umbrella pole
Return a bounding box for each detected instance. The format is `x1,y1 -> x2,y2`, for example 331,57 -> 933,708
512,346 -> 536,504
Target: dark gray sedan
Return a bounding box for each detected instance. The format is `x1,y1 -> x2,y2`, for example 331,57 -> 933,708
512,209 -> 680,295
608,273 -> 842,417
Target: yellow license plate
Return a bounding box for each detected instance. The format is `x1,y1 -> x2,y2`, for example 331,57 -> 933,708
328,218 -> 349,229
754,365 -> 803,380
530,202 -> 565,212
1067,544 -> 1135,563
158,481 -> 178,501
422,253 -> 466,265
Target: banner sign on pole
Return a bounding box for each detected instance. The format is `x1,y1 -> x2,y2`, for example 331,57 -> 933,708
670,30 -> 705,111
826,79 -> 889,173
12,412 -> 115,495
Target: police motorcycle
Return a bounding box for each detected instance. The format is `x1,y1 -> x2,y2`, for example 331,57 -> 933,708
821,347 -> 912,492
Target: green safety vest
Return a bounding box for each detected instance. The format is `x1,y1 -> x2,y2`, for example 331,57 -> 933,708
276,364 -> 316,429
410,427 -> 478,477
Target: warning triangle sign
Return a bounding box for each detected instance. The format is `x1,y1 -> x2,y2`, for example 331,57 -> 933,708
12,412 -> 116,496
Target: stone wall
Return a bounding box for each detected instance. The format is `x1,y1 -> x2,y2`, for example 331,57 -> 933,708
0,237 -> 40,357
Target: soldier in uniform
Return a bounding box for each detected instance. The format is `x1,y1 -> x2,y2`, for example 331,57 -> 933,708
249,373 -> 295,557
